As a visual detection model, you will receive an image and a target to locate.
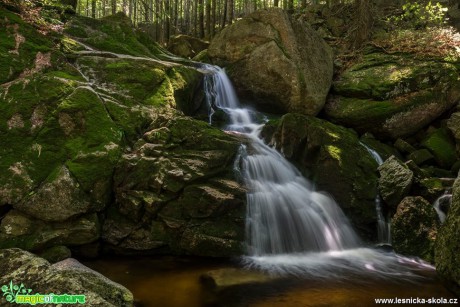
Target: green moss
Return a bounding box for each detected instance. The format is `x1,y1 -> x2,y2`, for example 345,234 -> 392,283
57,88 -> 123,192
422,128 -> 457,169
64,13 -> 163,57
0,7 -> 53,84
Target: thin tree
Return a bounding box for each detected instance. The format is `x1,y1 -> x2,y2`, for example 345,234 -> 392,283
199,0 -> 205,38
111,0 -> 116,14
211,0 -> 216,36
206,0 -> 211,38
227,0 -> 233,25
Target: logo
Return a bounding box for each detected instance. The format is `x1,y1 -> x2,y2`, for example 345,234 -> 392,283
1,281 -> 86,305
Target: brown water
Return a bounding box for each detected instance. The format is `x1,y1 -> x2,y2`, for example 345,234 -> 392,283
84,256 -> 457,307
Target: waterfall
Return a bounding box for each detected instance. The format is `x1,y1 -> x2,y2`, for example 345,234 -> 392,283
203,65 -> 360,255
433,192 -> 452,224
361,143 -> 391,244
202,65 -> 433,278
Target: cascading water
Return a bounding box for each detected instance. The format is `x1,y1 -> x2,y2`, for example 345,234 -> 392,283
361,143 -> 391,244
433,192 -> 452,224
203,65 -> 360,255
202,64 -> 433,279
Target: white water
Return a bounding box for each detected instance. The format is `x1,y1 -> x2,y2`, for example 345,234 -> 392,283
433,193 -> 452,224
203,65 -> 434,279
361,143 -> 391,244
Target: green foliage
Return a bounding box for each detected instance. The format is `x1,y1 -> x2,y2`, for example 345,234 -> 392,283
387,1 -> 448,29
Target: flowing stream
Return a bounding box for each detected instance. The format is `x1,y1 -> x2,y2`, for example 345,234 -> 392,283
202,65 -> 433,279
433,192 -> 452,224
361,143 -> 391,244
84,64 -> 455,306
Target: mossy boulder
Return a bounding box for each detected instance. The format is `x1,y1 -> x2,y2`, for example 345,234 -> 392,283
64,12 -> 166,57
325,52 -> 460,139
102,112 -> 246,257
0,7 -> 53,85
392,196 -> 439,263
208,8 -> 333,115
0,248 -> 133,306
447,111 -> 460,156
0,210 -> 99,251
168,34 -> 209,59
378,156 -> 413,210
74,56 -> 203,139
420,127 -> 457,169
436,174 -> 460,296
0,5 -> 207,256
261,113 -> 379,241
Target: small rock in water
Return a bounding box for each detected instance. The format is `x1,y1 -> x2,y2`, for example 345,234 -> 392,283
200,268 -> 277,291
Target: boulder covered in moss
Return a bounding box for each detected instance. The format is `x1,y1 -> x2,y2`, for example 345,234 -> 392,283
0,7 -> 232,255
168,34 -> 209,59
325,52 -> 460,139
378,156 -> 413,210
102,111 -> 246,257
0,210 -> 99,251
392,196 -> 439,263
0,248 -> 133,306
436,174 -> 460,296
447,111 -> 460,156
208,8 -> 333,115
261,113 -> 379,241
421,127 -> 457,169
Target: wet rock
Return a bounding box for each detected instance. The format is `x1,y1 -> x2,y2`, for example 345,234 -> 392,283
0,248 -> 133,306
378,156 -> 413,210
208,8 -> 333,115
201,268 -> 277,291
392,197 -> 439,262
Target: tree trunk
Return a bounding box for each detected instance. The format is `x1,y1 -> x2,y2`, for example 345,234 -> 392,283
205,0 -> 211,38
111,0 -> 116,14
288,0 -> 294,12
199,0 -> 205,38
102,0 -> 107,16
211,0 -> 216,36
143,0 -> 149,21
351,0 -> 373,49
227,0 -> 233,25
165,0 -> 171,42
221,0 -> 227,29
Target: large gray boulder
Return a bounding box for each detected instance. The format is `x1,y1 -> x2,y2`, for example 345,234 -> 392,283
0,248 -> 133,306
208,8 -> 333,115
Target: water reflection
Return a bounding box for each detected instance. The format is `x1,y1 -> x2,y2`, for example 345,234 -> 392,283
84,256 -> 455,307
